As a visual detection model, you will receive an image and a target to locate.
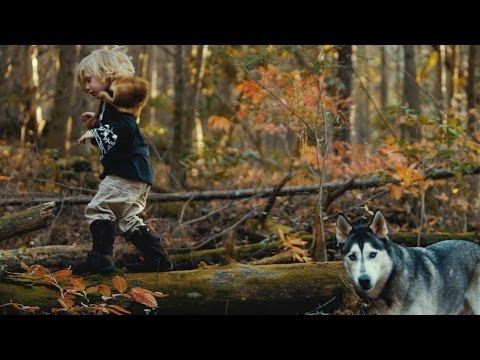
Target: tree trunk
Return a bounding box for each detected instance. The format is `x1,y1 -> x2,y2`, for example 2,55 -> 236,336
432,45 -> 446,118
45,45 -> 76,156
467,45 -> 478,135
0,202 -> 55,241
169,45 -> 186,189
403,45 -> 422,140
71,45 -> 96,156
354,45 -> 369,144
335,45 -> 352,143
0,262 -> 358,315
20,45 -> 40,145
380,45 -> 389,110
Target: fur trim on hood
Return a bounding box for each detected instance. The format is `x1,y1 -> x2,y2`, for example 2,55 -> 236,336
86,76 -> 149,129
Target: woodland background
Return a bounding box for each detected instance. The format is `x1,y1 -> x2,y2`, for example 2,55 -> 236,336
1,45 -> 480,314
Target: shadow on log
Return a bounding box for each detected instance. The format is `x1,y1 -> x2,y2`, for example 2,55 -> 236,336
0,262 -> 359,315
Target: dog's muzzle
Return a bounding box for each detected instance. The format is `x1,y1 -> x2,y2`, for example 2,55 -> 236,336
358,275 -> 372,291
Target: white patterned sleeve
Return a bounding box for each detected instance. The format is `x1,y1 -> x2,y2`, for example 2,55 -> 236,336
91,124 -> 119,158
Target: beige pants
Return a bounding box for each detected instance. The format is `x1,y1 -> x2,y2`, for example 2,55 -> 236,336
85,175 -> 150,234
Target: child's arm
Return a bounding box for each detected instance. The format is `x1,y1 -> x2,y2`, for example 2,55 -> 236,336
78,130 -> 94,144
80,112 -> 98,129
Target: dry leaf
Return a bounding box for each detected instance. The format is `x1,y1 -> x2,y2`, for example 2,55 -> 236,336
106,304 -> 131,315
58,297 -> 74,309
85,286 -> 99,294
69,277 -> 86,291
54,269 -> 73,280
130,287 -> 158,308
153,291 -> 169,298
390,185 -> 403,200
97,284 -> 111,298
112,276 -> 128,293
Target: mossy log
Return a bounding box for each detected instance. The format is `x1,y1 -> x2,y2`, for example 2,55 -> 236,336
288,232 -> 480,249
390,232 -> 480,246
0,240 -> 285,272
0,202 -> 56,241
0,262 -> 359,315
2,231 -> 480,272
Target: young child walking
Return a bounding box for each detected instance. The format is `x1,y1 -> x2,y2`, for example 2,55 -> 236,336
70,46 -> 173,274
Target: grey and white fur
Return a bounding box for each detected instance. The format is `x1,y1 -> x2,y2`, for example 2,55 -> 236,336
336,210 -> 480,315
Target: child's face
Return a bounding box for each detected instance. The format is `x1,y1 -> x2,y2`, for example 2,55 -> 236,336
82,71 -> 109,97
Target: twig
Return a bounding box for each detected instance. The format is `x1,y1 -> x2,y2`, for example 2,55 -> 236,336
258,171 -> 292,225
322,190 -> 390,221
4,176 -> 96,194
44,195 -> 65,245
178,196 -> 194,225
193,207 -> 259,250
179,193 -> 263,226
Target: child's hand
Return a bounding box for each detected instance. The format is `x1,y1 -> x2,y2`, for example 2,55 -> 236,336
78,130 -> 94,144
80,112 -> 95,123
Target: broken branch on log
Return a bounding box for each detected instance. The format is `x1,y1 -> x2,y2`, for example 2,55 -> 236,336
0,202 -> 56,241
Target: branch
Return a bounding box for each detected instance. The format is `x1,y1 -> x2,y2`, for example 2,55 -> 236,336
0,202 -> 56,241
2,166 -> 480,205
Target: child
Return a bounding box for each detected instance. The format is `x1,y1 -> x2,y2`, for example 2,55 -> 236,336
70,46 -> 173,274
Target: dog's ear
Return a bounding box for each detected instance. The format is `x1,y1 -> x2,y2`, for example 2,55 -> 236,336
369,210 -> 389,238
336,214 -> 352,245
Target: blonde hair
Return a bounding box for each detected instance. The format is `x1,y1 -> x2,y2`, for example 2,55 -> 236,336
75,46 -> 135,89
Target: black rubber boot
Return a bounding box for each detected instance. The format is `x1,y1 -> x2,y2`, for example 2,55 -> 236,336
70,219 -> 116,274
126,226 -> 173,272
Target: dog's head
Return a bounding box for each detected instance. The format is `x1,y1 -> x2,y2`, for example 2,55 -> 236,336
336,210 -> 393,297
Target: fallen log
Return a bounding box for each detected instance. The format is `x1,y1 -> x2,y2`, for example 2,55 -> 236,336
0,240 -> 285,272
391,231 -> 480,246
3,165 -> 480,206
2,231 -> 479,272
0,262 -> 359,315
0,202 -> 56,241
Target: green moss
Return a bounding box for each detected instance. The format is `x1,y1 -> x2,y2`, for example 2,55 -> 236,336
0,262 -> 359,315
0,282 -> 59,310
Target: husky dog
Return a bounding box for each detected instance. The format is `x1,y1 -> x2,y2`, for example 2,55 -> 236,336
336,210 -> 480,315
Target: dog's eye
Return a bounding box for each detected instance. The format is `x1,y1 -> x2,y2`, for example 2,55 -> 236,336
348,254 -> 357,261
369,252 -> 377,259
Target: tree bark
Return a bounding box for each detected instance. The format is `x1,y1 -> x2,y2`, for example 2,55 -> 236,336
0,202 -> 56,241
0,262 -> 358,315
